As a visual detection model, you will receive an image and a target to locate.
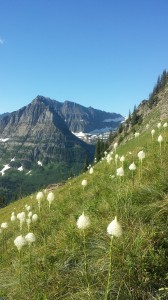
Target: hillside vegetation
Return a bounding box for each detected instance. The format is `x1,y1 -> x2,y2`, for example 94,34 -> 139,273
0,113 -> 168,299
1,74 -> 168,300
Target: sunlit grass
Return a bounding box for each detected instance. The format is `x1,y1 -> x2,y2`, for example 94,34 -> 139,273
0,117 -> 168,299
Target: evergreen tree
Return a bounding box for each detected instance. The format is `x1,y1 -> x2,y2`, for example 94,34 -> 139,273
83,154 -> 89,172
95,138 -> 106,162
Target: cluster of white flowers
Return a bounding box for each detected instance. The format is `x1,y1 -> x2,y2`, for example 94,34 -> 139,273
76,213 -> 123,239
14,232 -> 36,251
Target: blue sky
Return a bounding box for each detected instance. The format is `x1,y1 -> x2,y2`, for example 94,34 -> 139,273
0,0 -> 168,116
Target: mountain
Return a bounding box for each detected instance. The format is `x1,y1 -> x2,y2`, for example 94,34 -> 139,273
0,96 -> 124,134
0,73 -> 168,299
0,112 -> 10,120
0,96 -> 123,203
0,96 -> 95,164
58,99 -> 124,133
0,95 -> 124,166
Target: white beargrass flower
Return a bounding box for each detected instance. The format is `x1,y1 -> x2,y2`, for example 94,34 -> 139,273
77,212 -> 90,230
11,214 -> 17,222
14,235 -> 27,251
26,218 -> 32,231
107,216 -> 122,238
158,134 -> 164,156
36,191 -> 44,211
32,214 -> 38,222
129,162 -> 136,171
115,154 -> 119,160
17,212 -> 26,231
157,122 -> 161,129
89,167 -> 94,174
109,175 -> 115,179
26,205 -> 31,212
1,222 -> 8,229
163,122 -> 167,128
113,142 -> 118,151
47,192 -> 55,211
158,135 -> 163,143
151,129 -> 155,138
137,150 -> 145,161
25,232 -> 36,245
36,191 -> 44,201
120,155 -> 125,162
81,179 -> 87,188
116,167 -> 124,177
47,192 -> 55,204
28,211 -> 33,218
106,154 -> 112,164
17,212 -> 26,220
134,132 -> 140,138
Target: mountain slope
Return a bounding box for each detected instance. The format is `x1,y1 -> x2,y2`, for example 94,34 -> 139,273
0,82 -> 168,299
0,97 -> 95,164
0,97 -> 96,203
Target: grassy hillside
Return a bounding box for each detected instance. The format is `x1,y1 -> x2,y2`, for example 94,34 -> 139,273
0,118 -> 168,299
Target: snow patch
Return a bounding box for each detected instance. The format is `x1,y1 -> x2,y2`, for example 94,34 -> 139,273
37,160 -> 43,166
72,131 -> 86,138
0,164 -> 11,176
26,170 -> 32,175
89,127 -> 116,134
103,117 -> 124,123
0,138 -> 9,142
18,166 -> 23,171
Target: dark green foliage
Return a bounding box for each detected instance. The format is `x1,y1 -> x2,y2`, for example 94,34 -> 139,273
148,69 -> 168,108
118,123 -> 124,134
83,154 -> 89,172
0,161 -> 89,205
131,105 -> 138,126
94,138 -> 107,162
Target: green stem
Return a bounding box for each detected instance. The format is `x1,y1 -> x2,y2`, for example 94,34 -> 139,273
132,170 -> 134,186
28,244 -> 31,289
19,250 -> 22,294
2,231 -> 4,253
104,236 -> 113,300
83,229 -> 91,299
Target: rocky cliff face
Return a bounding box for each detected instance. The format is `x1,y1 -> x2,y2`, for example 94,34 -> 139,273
0,96 -> 95,166
60,100 -> 124,133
